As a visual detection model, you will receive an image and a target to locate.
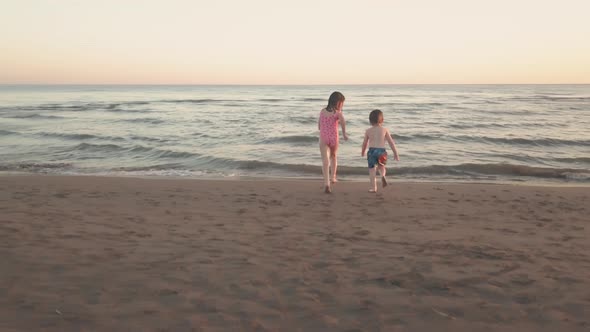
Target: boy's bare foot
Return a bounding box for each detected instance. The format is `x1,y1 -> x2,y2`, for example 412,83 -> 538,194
381,176 -> 388,187
368,188 -> 377,193
324,186 -> 332,194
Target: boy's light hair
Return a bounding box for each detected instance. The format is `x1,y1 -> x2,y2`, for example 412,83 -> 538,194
369,109 -> 383,125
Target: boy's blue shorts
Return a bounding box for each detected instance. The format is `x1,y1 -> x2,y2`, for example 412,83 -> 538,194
367,148 -> 387,168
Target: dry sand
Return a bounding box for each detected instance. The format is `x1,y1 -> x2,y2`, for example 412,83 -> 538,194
1,175 -> 589,331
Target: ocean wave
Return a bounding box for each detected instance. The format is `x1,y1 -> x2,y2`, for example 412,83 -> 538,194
3,113 -> 64,120
0,162 -> 73,172
40,104 -> 88,111
157,99 -> 235,104
447,122 -> 568,130
224,161 -> 590,181
2,158 -> 588,182
121,101 -> 151,105
359,94 -> 413,98
265,135 -> 318,145
258,98 -> 284,102
102,168 -> 207,177
393,133 -> 589,147
103,105 -> 152,113
112,163 -> 185,171
0,129 -> 18,136
505,95 -> 590,103
104,101 -> 154,108
464,135 -> 590,147
65,142 -> 133,153
447,123 -> 509,129
30,102 -> 152,114
36,132 -> 126,141
153,150 -> 198,159
129,135 -> 170,143
125,145 -> 197,159
288,116 -> 316,124
192,132 -> 215,139
393,133 -> 442,141
178,155 -> 590,180
56,143 -> 154,156
119,118 -> 165,124
213,159 -> 322,173
33,101 -> 153,112
537,95 -> 590,102
59,143 -> 201,160
554,157 -> 590,164
303,98 -> 323,102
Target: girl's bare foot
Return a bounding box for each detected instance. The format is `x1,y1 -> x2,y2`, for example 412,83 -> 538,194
324,186 -> 332,194
330,178 -> 338,184
381,176 -> 388,187
368,188 -> 377,193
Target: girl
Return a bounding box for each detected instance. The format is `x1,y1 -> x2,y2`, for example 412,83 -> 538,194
318,91 -> 348,193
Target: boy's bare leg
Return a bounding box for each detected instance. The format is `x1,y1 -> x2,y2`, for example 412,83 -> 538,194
369,167 -> 377,193
378,165 -> 388,187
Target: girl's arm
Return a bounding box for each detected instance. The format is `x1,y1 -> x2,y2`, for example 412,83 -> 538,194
318,112 -> 321,130
338,111 -> 348,141
361,131 -> 369,156
386,129 -> 399,161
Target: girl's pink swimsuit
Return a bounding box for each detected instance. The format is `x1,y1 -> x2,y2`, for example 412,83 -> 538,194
319,109 -> 339,148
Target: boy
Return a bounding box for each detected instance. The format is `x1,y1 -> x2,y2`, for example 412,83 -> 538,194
361,109 -> 400,193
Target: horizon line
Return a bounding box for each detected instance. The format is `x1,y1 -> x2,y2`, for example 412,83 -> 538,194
2,83 -> 589,86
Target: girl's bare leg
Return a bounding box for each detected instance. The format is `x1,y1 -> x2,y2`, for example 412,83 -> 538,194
329,145 -> 338,183
319,141 -> 331,193
369,167 -> 377,192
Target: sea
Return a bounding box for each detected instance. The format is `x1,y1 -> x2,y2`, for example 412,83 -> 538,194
1,84 -> 589,184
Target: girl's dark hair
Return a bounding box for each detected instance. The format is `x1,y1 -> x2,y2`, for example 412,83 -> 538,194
326,91 -> 345,111
369,109 -> 383,125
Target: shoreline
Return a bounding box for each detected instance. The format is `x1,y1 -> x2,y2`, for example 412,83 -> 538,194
2,175 -> 589,331
1,171 -> 589,188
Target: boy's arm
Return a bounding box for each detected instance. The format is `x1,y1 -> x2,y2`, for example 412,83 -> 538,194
386,129 -> 399,161
338,111 -> 348,141
361,131 -> 369,156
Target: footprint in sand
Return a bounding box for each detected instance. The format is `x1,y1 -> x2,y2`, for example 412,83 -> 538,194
355,229 -> 370,236
500,228 -> 518,234
510,274 -> 535,286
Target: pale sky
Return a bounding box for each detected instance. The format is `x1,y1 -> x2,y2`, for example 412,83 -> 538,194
1,0 -> 589,84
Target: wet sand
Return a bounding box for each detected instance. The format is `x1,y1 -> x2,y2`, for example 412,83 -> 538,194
1,175 -> 589,331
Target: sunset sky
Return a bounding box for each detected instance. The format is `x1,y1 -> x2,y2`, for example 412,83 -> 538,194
2,0 -> 589,84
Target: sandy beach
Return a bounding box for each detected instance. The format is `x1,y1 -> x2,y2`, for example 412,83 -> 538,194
1,175 -> 589,331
